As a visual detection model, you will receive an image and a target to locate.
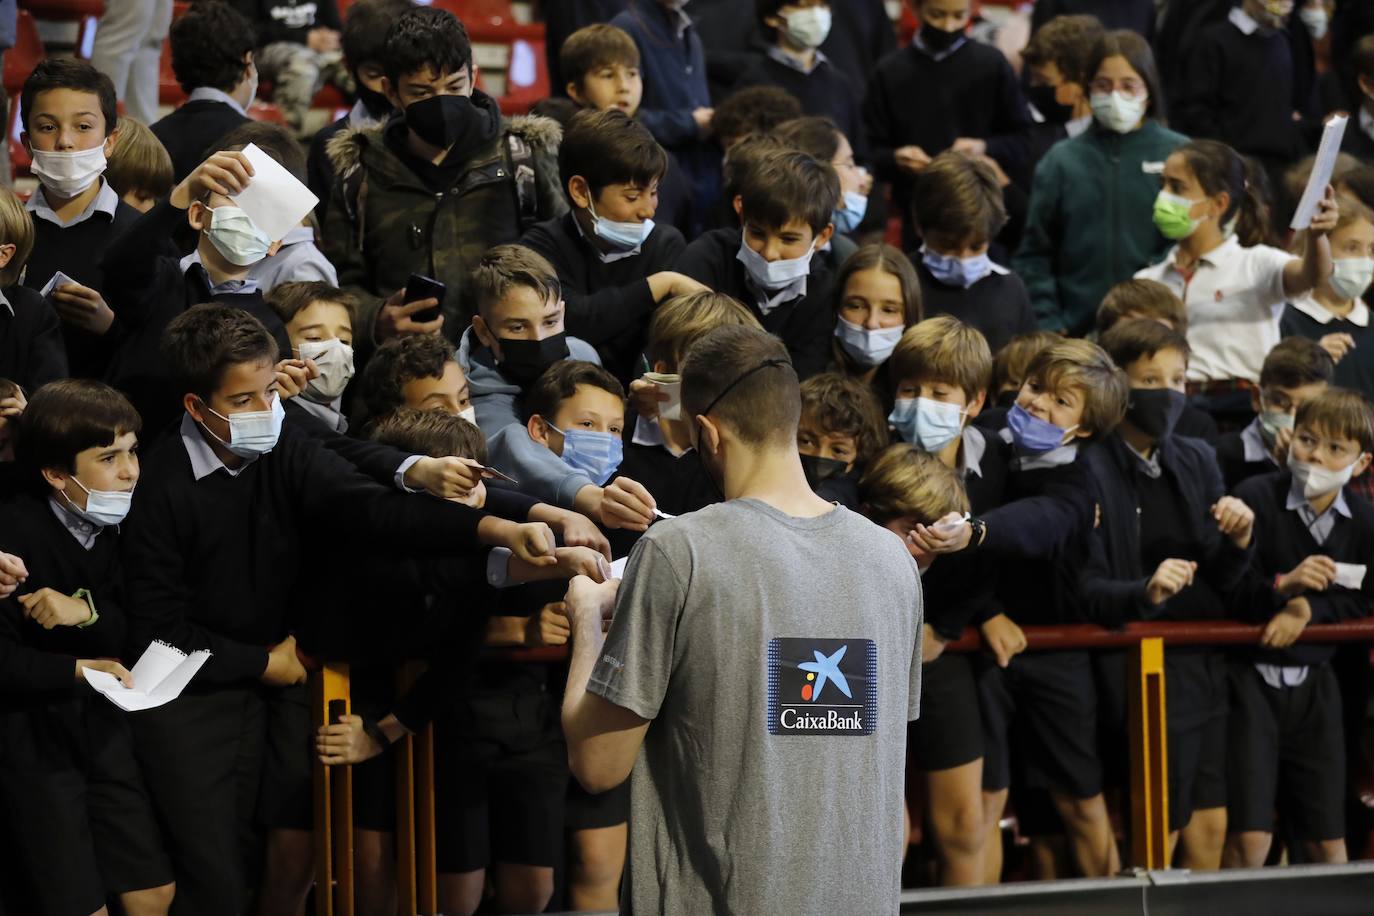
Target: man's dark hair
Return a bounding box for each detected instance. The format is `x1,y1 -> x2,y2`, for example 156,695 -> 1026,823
213,120 -> 306,182
913,151 -> 1007,249
739,147 -> 840,235
161,304 -> 280,400
343,0 -> 415,75
1099,317 -> 1190,371
525,360 -> 625,422
383,6 -> 472,85
21,58 -> 118,136
360,333 -> 457,419
1260,336 -> 1335,390
16,379 -> 142,478
712,85 -> 803,146
682,325 -> 800,447
372,406 -> 488,463
559,108 -> 667,199
169,1 -> 257,95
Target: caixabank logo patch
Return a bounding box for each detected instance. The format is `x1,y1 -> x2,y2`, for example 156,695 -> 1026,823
767,638 -> 877,736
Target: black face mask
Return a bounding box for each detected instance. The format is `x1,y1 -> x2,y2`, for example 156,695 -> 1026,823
496,333 -> 571,388
404,93 -> 494,151
800,453 -> 848,492
356,83 -> 392,120
1126,388 -> 1186,440
1028,83 -> 1074,125
996,389 -> 1018,410
920,24 -> 963,53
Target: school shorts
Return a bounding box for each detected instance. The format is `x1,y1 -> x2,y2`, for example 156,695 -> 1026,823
129,683 -> 312,916
1164,650 -> 1228,829
1226,660 -> 1345,841
433,690 -> 568,873
978,650 -> 1101,799
0,696 -> 173,916
909,653 -> 984,772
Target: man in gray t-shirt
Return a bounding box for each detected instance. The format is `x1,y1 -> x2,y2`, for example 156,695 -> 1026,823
561,326 -> 923,915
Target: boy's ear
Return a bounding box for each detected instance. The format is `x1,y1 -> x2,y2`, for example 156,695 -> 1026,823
1354,451 -> 1373,479
39,466 -> 68,492
187,200 -> 209,232
0,243 -> 16,271
567,175 -> 594,210
965,389 -> 987,420
1360,75 -> 1374,100
102,125 -> 119,157
382,75 -> 402,111
652,359 -> 672,375
1250,387 -> 1264,414
566,81 -> 586,106
695,414 -> 723,456
18,130 -> 28,155
472,314 -> 500,356
732,195 -> 744,219
182,392 -> 207,423
527,414 -> 553,449
812,223 -> 835,252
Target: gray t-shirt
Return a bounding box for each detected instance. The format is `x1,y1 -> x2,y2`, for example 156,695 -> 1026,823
589,498 -> 923,915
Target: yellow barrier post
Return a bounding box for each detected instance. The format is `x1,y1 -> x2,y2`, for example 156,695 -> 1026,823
1128,637 -> 1169,869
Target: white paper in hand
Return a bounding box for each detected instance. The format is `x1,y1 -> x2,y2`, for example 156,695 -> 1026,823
231,143 -> 319,241
1335,562 -> 1367,590
1291,114 -> 1347,230
610,557 -> 629,579
643,372 -> 682,421
40,270 -> 76,298
82,641 -> 211,711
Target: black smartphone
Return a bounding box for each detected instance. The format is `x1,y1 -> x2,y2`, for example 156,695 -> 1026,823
404,273 -> 446,324
328,698 -> 347,725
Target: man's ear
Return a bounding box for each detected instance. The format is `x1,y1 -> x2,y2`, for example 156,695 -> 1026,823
39,466 -> 68,493
812,223 -> 835,252
695,414 -> 723,456
567,175 -> 594,210
965,389 -> 988,421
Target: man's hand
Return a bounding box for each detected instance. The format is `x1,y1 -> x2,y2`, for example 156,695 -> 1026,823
261,635 -> 307,687
525,601 -> 573,647
1276,555 -> 1337,596
628,378 -> 670,421
980,613 -> 1026,668
692,107 -> 714,134
952,137 -> 988,158
316,714 -> 384,765
18,588 -> 92,629
1144,558 -> 1197,606
406,456 -> 483,499
76,658 -> 133,687
375,288 -> 444,342
0,552 -> 28,599
1212,496 -> 1256,549
921,623 -> 946,663
50,282 -> 115,335
555,546 -> 611,582
599,478 -> 656,532
565,575 -> 620,629
1261,597 -> 1313,648
1319,332 -> 1356,364
273,358 -> 319,399
172,150 -> 254,208
894,145 -> 932,174
307,26 -> 341,53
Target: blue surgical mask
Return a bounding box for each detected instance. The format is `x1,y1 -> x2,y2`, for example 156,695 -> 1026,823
922,246 -> 992,288
737,235 -> 814,290
588,200 -> 653,252
834,316 -> 902,367
65,476 -> 134,528
833,190 -> 868,234
201,394 -> 285,458
557,426 -> 623,485
1007,402 -> 1076,454
891,397 -> 966,452
205,205 -> 273,267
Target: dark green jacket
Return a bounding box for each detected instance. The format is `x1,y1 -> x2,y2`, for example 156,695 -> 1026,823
323,113 -> 568,358
1013,120 -> 1188,336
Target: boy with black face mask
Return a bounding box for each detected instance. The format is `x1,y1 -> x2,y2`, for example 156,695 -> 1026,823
322,5 -> 568,362
1081,318 -> 1256,871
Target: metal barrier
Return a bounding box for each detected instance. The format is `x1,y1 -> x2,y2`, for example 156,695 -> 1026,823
309,619 -> 1374,911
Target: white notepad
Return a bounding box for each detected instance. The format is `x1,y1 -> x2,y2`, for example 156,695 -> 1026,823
82,641 -> 211,711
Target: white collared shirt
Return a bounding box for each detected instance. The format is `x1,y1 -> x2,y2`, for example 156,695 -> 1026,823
48,494 -> 102,550
631,413 -> 685,457
959,425 -> 986,480
765,44 -> 830,76
998,426 -> 1079,470
188,86 -> 247,116
1065,113 -> 1093,139
1136,235 -> 1294,382
1288,292 -> 1371,328
1240,417 -> 1280,466
912,31 -> 967,62
180,252 -> 262,296
26,178 -> 120,229
571,210 -> 643,264
180,411 -> 255,479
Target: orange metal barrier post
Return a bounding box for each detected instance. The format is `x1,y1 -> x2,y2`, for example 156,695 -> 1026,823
1127,637 -> 1169,869
313,663 -> 354,916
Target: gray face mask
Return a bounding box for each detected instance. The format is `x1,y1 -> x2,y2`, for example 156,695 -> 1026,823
295,338 -> 355,403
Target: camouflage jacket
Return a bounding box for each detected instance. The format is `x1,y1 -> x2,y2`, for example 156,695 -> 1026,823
322,114 -> 568,358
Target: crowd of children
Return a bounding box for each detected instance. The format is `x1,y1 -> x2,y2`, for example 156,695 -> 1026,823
2,0 -> 1374,912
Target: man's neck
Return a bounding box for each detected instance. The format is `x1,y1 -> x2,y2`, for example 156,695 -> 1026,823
721,447 -> 834,517
198,238 -> 251,287
42,176 -> 102,222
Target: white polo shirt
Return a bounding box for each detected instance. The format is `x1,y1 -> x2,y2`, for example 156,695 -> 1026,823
1135,235 -> 1295,383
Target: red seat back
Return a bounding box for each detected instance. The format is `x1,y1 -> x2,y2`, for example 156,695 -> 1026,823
4,10 -> 45,96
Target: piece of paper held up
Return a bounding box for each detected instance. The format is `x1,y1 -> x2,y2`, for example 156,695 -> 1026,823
1291,114 -> 1347,230
231,143 -> 319,241
610,557 -> 629,579
40,270 -> 76,298
1335,562 -> 1367,591
82,641 -> 211,712
644,372 -> 682,421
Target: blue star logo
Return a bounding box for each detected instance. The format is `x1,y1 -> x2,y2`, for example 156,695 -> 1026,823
798,645 -> 852,702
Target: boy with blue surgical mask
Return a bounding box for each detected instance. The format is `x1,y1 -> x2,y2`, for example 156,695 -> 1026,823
525,360 -> 631,491
910,151 -> 1035,355
677,147 -> 840,379
521,107 -> 704,386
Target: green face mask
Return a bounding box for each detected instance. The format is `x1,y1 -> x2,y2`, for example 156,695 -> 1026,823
1153,190 -> 1203,240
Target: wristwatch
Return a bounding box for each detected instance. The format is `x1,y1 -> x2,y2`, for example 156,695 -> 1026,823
964,517 -> 988,551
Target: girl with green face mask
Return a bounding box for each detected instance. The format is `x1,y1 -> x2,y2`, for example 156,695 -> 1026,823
1136,140 -> 1339,423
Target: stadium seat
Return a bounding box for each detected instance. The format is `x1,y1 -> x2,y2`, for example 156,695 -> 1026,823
5,10 -> 44,180
19,0 -> 103,59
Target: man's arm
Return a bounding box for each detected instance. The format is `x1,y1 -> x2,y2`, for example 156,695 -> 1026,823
561,575 -> 651,794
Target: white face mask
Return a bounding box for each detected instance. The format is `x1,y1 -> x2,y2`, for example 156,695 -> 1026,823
295,338 -> 355,403
205,205 -> 273,267
1288,451 -> 1357,500
31,145 -> 107,197
65,475 -> 133,527
736,235 -> 814,290
458,406 -> 478,426
782,6 -> 832,49
201,394 -> 285,458
1090,91 -> 1146,134
1299,5 -> 1328,41
834,316 -> 902,367
1329,257 -> 1374,302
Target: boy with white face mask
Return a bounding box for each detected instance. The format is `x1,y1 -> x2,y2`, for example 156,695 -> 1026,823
0,379 -> 177,916
19,58 -> 143,380
1226,388 -> 1374,869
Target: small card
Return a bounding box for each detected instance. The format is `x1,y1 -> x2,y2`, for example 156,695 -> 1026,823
1141,161 -> 1165,175
40,270 -> 76,298
1335,562 -> 1367,590
231,143 -> 319,241
643,371 -> 682,421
